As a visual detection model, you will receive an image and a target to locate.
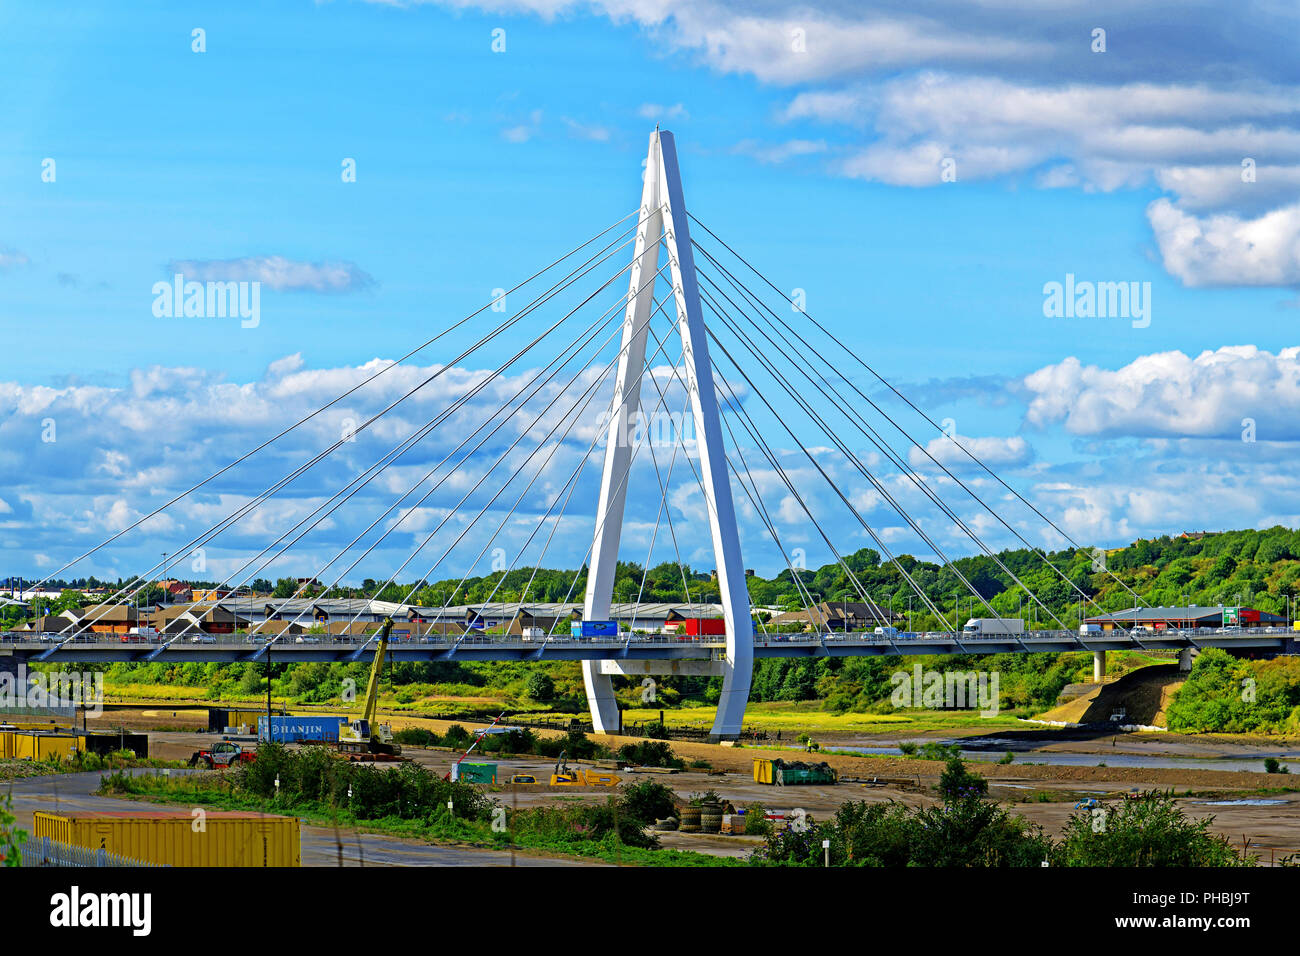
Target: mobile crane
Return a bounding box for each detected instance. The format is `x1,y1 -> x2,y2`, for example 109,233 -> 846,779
338,618 -> 402,757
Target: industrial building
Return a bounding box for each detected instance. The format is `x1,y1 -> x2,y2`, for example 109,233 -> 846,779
769,600 -> 900,631
14,598 -> 730,637
1083,605 -> 1287,630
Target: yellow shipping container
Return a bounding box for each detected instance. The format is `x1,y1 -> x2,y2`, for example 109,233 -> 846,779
35,811 -> 301,867
753,758 -> 774,784
10,732 -> 78,761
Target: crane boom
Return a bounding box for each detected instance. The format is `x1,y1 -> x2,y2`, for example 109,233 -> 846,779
361,617 -> 393,725
337,617 -> 402,757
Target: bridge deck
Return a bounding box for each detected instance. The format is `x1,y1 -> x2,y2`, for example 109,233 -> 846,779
2,628 -> 1293,663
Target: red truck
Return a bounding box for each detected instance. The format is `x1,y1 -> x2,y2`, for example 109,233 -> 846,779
682,618 -> 727,637
188,741 -> 255,769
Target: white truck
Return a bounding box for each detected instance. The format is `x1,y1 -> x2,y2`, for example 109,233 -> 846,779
962,617 -> 1025,636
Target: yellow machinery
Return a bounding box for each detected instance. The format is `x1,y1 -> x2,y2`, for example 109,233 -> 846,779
550,751 -> 582,785
338,618 -> 402,757
548,752 -> 619,787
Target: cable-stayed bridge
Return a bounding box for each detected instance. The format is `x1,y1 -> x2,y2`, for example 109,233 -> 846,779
6,130 -> 1294,739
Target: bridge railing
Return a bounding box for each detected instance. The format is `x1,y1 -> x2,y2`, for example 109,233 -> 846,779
1,625 -> 1292,649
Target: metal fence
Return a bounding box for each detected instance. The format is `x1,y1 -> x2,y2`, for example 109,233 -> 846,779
17,835 -> 161,868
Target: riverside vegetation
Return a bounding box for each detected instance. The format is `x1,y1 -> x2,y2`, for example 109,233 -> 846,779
87,746 -> 1263,868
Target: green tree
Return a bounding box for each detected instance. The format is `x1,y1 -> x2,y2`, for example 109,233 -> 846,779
525,671 -> 555,702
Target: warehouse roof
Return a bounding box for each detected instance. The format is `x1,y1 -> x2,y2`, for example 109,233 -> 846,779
1084,605 -> 1286,624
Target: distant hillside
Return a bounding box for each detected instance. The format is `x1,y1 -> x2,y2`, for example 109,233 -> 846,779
11,526 -> 1300,632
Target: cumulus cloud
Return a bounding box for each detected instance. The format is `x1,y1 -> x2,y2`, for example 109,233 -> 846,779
1147,199 -> 1300,288
1023,345 -> 1300,439
371,0 -> 1300,289
910,433 -> 1032,470
166,256 -> 374,293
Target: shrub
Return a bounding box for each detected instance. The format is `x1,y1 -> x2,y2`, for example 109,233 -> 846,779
510,799 -> 658,850
744,803 -> 773,836
442,724 -> 472,749
919,742 -> 961,762
939,757 -> 988,801
619,779 -> 678,825
394,727 -> 438,747
1054,792 -> 1250,867
536,731 -> 600,761
617,740 -> 684,768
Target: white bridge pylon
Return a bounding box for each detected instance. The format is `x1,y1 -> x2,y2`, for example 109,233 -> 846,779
581,129 -> 754,741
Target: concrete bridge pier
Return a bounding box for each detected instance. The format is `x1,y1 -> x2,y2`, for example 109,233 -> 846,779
1178,647 -> 1197,672
1093,650 -> 1106,682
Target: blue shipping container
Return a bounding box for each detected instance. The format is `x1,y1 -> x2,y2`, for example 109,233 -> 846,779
257,715 -> 346,743
571,620 -> 618,638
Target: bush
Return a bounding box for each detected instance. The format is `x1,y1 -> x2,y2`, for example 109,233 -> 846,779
1054,792 -> 1250,867
919,742 -> 962,762
509,799 -> 658,850
536,731 -> 602,761
617,740 -> 684,768
234,742 -> 492,824
479,728 -> 538,756
394,727 -> 438,747
618,779 -> 678,825
442,724 -> 472,749
753,795 -> 1050,868
744,803 -> 773,836
939,757 -> 988,801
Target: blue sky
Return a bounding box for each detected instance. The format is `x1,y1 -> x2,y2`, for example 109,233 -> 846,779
2,1 -> 1298,587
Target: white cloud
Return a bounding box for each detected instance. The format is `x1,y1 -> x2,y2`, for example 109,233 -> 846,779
638,103 -> 689,122
0,247 -> 30,270
1023,346 -> 1300,438
731,138 -> 827,165
1147,199 -> 1300,288
502,109 -> 543,143
562,117 -> 611,142
362,1 -> 1300,288
910,433 -> 1032,470
166,256 -> 374,293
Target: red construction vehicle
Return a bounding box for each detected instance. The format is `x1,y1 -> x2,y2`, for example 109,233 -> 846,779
188,741 -> 255,769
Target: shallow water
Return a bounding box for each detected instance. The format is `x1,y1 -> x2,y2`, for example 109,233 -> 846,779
830,744 -> 1297,773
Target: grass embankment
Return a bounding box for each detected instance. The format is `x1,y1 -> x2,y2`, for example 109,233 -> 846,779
98,755 -> 735,868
